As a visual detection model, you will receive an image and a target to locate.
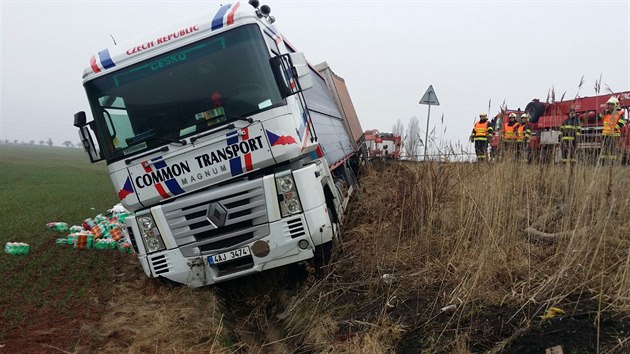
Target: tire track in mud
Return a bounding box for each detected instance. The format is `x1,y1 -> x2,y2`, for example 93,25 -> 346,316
213,264 -> 314,353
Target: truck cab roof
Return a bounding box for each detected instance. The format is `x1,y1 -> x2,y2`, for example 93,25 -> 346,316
82,2 -> 274,82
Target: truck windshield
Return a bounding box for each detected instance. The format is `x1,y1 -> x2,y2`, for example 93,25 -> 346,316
84,24 -> 283,162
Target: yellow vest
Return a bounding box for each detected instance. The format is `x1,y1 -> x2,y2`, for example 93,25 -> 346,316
602,111 -> 624,137
503,123 -> 517,141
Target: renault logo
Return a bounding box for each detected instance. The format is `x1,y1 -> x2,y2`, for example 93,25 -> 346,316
207,202 -> 228,228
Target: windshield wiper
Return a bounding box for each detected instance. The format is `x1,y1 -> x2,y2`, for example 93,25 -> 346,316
190,123 -> 235,144
150,135 -> 187,146
126,131 -> 186,146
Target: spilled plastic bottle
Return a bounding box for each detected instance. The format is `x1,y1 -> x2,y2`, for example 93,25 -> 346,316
118,242 -> 134,254
4,242 -> 30,255
69,225 -> 84,233
46,222 -> 69,232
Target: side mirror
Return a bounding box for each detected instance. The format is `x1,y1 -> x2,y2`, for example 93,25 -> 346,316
78,125 -> 104,162
288,52 -> 313,91
74,111 -> 87,127
270,52 -> 313,98
74,111 -> 104,163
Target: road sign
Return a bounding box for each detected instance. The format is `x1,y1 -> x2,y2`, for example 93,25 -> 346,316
418,85 -> 440,161
419,85 -> 440,106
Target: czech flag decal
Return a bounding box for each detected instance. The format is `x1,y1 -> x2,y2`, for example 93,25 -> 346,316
266,130 -> 297,146
118,177 -> 135,200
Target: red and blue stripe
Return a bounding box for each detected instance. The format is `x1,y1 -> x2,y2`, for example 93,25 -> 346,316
226,128 -> 254,177
142,157 -> 185,199
263,26 -> 282,44
90,49 -> 116,74
211,2 -> 240,31
226,131 -> 242,176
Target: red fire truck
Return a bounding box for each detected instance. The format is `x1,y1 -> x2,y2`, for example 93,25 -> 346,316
524,91 -> 630,162
364,129 -> 402,159
490,91 -> 630,162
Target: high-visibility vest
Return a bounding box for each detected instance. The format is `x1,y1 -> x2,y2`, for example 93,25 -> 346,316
602,110 -> 625,137
473,121 -> 490,141
503,123 -> 518,141
560,117 -> 581,140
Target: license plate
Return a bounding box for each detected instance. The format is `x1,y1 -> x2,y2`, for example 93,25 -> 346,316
208,246 -> 251,265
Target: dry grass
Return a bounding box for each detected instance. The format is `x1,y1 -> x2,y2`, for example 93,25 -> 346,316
78,160 -> 630,353
77,262 -> 230,353
325,160 -> 630,352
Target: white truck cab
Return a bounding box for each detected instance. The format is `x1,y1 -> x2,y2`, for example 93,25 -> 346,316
74,1 -> 360,287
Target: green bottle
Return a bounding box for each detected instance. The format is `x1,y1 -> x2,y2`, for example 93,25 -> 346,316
4,242 -> 14,254
46,222 -> 69,232
5,242 -> 29,255
18,243 -> 30,255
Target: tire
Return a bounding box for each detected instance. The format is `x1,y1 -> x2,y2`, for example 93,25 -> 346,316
313,241 -> 333,268
525,101 -> 546,123
313,208 -> 339,267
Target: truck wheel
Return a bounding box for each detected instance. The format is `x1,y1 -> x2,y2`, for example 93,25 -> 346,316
525,101 -> 545,123
313,241 -> 333,268
313,209 -> 339,267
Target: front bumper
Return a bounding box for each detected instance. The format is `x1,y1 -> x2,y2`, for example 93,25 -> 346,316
137,209 -> 328,287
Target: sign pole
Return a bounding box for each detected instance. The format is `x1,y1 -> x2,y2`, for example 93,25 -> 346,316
418,85 -> 440,162
424,93 -> 431,161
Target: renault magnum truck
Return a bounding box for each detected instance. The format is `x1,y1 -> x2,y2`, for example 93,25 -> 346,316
73,1 -> 361,287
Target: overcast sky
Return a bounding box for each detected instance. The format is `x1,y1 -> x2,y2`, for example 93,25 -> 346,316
1,0 -> 628,150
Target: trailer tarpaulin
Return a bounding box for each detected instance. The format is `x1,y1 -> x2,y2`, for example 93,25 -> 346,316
302,65 -> 354,170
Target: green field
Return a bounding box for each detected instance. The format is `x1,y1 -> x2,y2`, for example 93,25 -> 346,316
1,146 -> 629,353
0,145 -> 126,348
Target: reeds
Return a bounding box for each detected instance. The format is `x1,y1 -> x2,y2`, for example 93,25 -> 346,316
332,160 -> 630,352
78,160 -> 630,353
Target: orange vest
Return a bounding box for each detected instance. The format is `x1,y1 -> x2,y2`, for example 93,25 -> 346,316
503,123 -> 517,141
473,121 -> 490,140
602,110 -> 624,137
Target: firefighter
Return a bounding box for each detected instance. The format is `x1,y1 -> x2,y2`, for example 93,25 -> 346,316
501,113 -> 519,159
599,96 -> 626,163
516,113 -> 532,162
559,107 -> 581,164
470,112 -> 493,162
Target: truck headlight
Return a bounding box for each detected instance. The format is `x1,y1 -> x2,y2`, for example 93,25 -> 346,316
137,214 -> 165,253
285,199 -> 301,214
277,176 -> 294,193
138,216 -> 154,230
275,174 -> 302,217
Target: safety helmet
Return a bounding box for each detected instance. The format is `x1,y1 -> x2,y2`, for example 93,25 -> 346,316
520,113 -> 528,119
607,96 -> 619,105
479,112 -> 487,117
508,113 -> 517,118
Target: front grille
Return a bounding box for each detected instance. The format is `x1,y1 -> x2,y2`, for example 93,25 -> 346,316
178,224 -> 269,257
199,233 -> 254,252
161,179 -> 268,246
159,178 -> 271,257
150,254 -> 170,275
